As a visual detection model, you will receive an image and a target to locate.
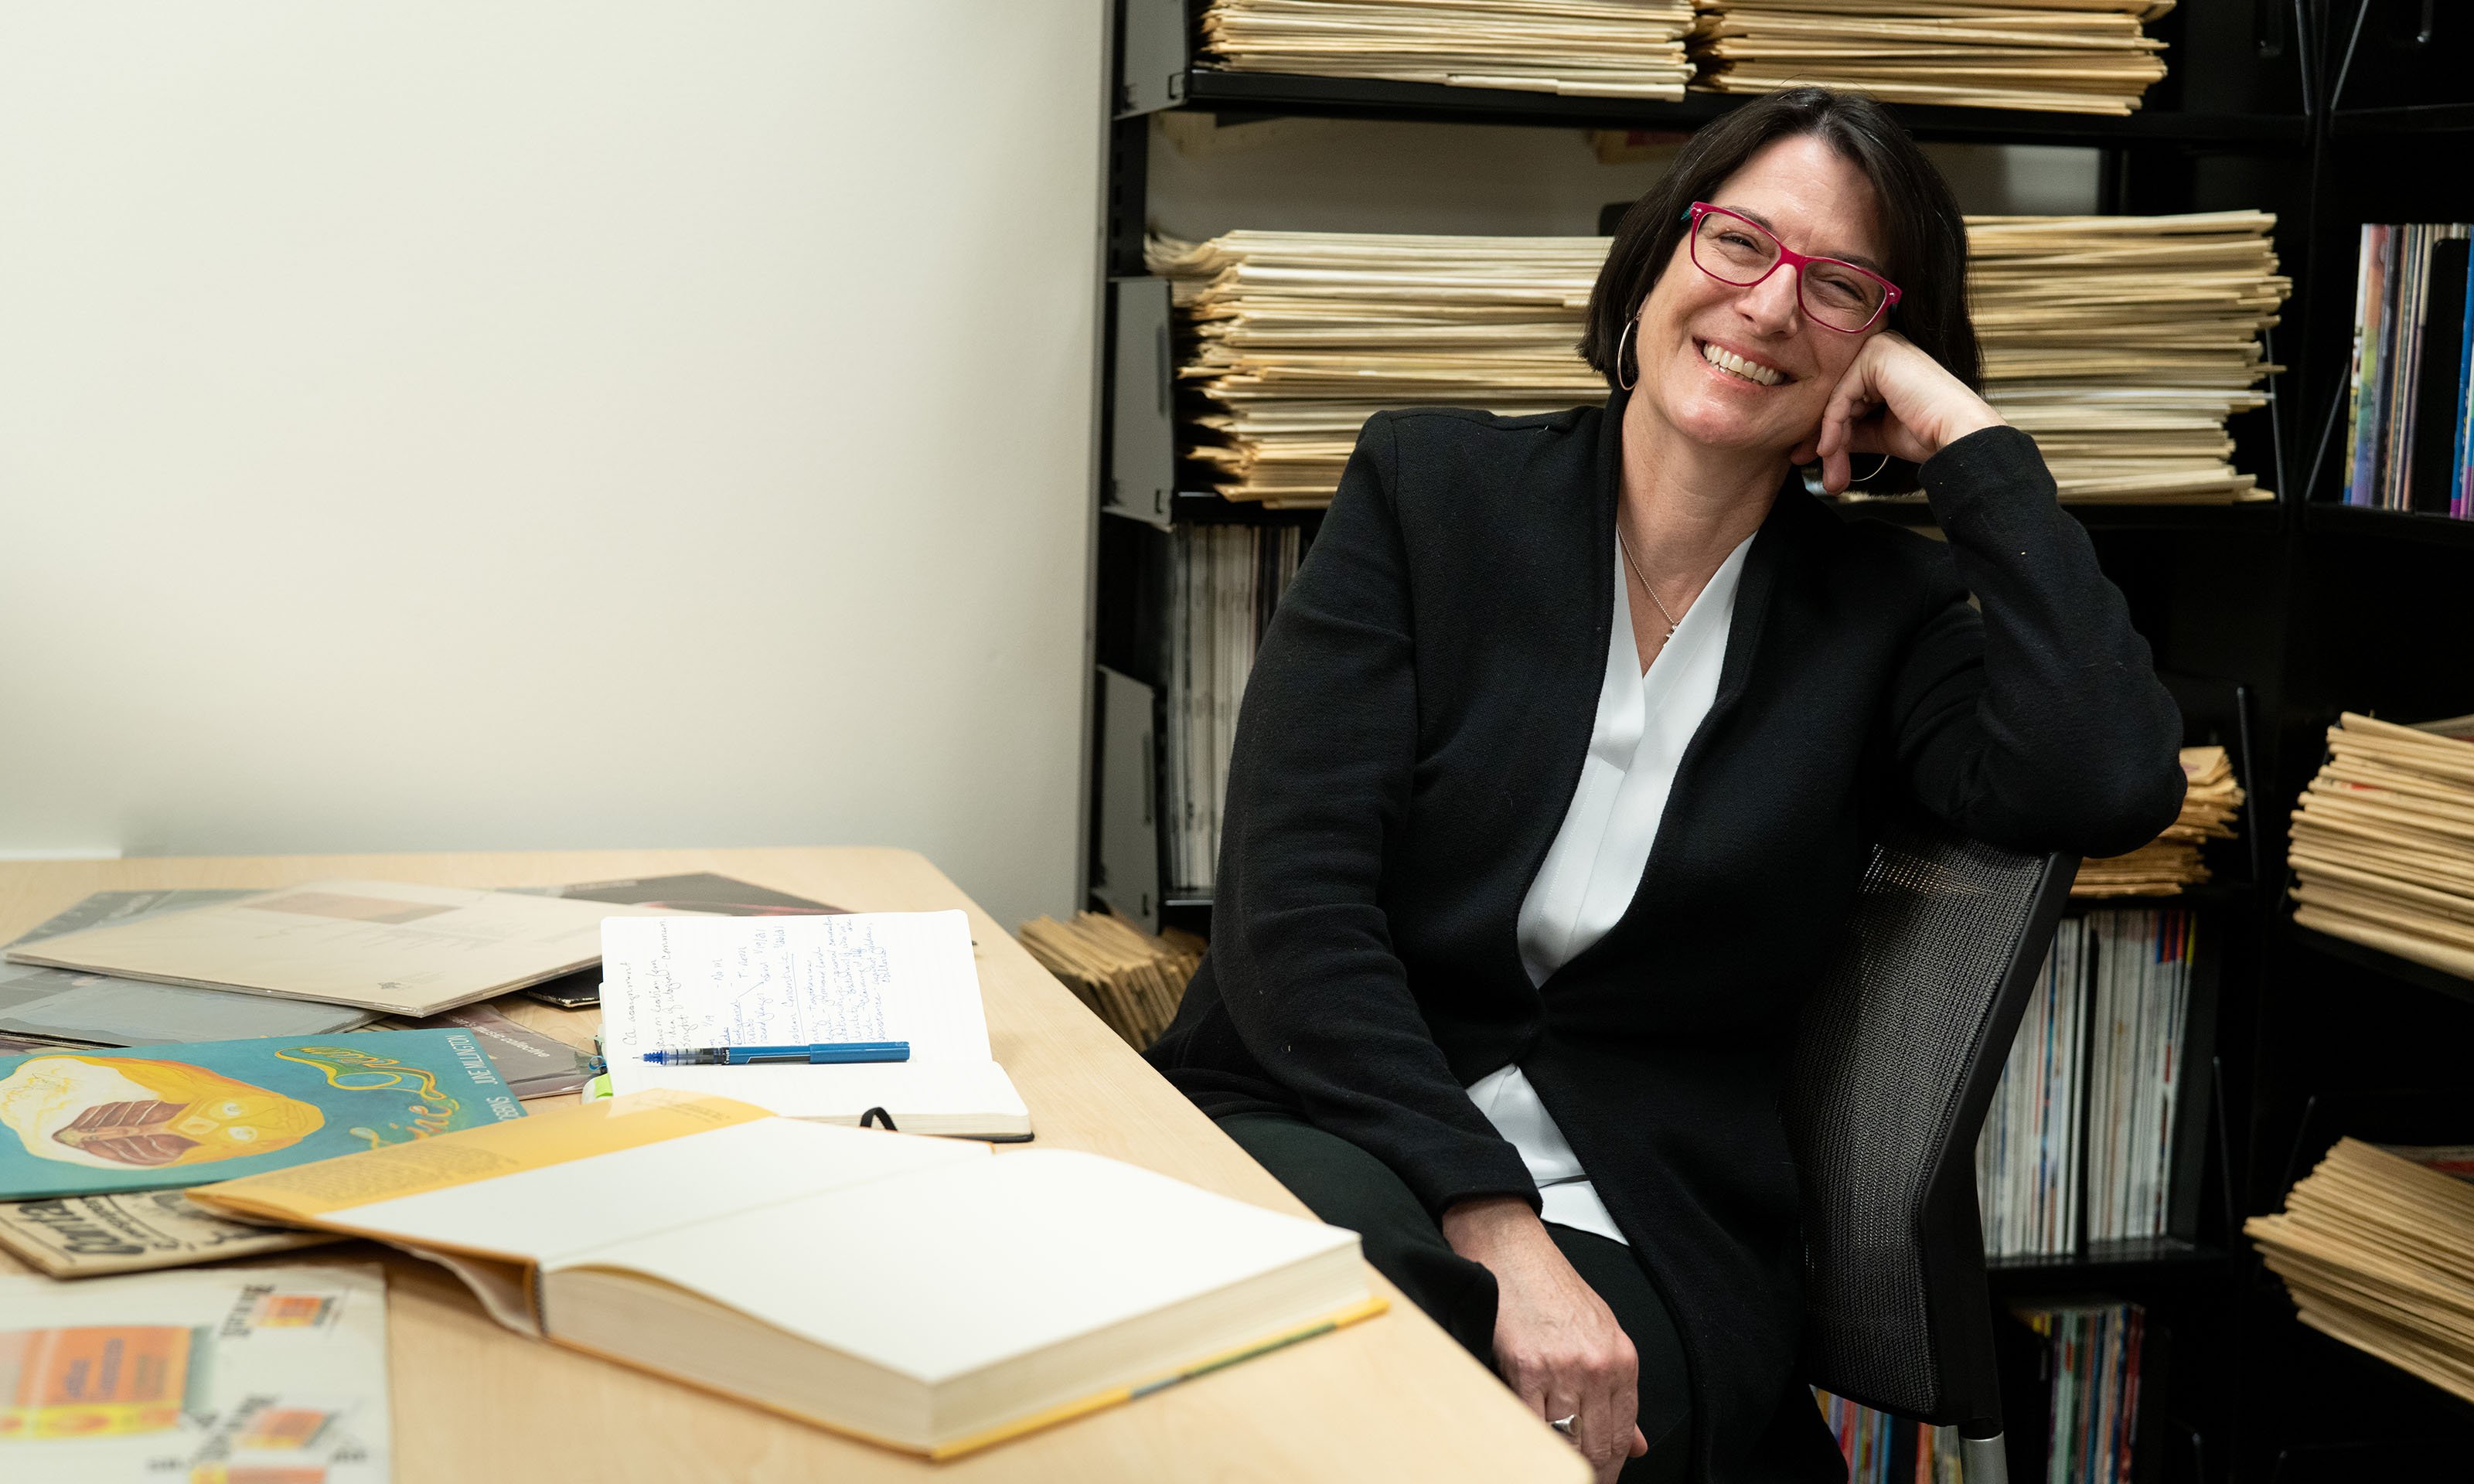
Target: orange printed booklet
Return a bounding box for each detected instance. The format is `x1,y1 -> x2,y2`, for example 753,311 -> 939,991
190,1091 -> 1381,1458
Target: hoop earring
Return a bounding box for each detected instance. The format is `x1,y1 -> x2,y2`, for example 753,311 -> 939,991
1804,452 -> 1893,498
1616,318 -> 1638,391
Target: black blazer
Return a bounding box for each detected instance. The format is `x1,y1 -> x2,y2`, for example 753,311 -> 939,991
1146,389 -> 2186,1484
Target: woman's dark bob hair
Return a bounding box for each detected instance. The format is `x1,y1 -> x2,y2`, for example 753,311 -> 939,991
1580,87 -> 1980,400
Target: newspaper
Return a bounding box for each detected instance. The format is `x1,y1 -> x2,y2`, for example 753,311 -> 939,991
0,1188 -> 342,1278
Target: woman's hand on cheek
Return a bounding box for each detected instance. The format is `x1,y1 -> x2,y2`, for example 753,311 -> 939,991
1788,331 -> 2006,495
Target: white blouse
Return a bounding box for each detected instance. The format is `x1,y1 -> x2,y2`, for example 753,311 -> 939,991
1463,531 -> 1754,1246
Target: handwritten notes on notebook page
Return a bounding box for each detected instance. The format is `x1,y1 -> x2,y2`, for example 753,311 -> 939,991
598,911 -> 1030,1138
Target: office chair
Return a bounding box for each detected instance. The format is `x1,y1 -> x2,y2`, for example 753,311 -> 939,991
1783,810 -> 2077,1484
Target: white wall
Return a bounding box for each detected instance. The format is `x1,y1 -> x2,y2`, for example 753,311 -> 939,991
0,4 -> 1106,930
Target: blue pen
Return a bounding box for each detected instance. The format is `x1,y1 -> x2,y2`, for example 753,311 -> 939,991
641,1040 -> 911,1067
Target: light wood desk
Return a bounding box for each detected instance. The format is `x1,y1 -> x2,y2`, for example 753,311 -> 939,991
0,848 -> 1587,1484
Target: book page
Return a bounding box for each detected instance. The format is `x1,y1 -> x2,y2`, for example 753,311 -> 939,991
194,1094 -> 987,1267
546,1150 -> 1358,1382
193,1091 -> 772,1222
600,910 -> 990,1082
328,1118 -> 986,1269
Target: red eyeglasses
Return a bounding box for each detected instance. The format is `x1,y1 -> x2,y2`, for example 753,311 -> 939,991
1684,202 -> 1901,334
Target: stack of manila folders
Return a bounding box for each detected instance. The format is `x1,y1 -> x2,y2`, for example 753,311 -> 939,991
1199,0 -> 1697,99
1017,909 -> 1206,1052
2248,1139 -> 2474,1404
1193,0 -> 2175,117
1689,0 -> 2174,117
2288,712 -> 2474,982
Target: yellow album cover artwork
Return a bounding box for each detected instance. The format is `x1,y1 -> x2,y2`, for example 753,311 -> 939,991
0,1030 -> 523,1201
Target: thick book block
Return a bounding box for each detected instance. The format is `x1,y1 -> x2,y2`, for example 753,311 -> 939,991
193,1092 -> 1379,1457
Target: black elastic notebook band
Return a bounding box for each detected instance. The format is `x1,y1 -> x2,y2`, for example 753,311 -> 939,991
858,1106 -> 898,1132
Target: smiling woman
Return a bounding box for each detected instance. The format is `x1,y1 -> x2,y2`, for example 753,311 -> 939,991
1589,92 -> 1978,400
1586,116 -> 2004,679
1145,87 -> 2188,1484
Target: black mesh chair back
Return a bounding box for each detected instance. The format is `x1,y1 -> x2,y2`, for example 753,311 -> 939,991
1782,809 -> 2075,1480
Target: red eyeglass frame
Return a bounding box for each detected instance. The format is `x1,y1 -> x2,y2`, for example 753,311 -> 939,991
1683,202 -> 1902,334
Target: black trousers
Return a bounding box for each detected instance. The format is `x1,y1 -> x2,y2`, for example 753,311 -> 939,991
1221,1109 -> 1693,1483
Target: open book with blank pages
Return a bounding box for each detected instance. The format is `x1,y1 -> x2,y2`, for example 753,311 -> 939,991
596,909 -> 1031,1139
189,1092 -> 1381,1457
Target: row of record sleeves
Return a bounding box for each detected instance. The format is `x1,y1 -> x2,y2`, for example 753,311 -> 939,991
1815,1300 -> 2149,1484
2339,222 -> 2474,518
1976,907 -> 2199,1259
1161,523 -> 1304,894
2016,1301 -> 2149,1484
1814,1389 -> 1963,1484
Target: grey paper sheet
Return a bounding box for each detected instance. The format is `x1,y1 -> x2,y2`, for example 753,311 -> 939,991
0,890 -> 377,1046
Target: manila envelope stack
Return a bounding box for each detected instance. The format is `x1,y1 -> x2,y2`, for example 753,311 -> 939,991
2288,712 -> 2474,981
2248,1139 -> 2474,1404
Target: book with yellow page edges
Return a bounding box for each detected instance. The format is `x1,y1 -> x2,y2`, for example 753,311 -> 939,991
189,1091 -> 1383,1457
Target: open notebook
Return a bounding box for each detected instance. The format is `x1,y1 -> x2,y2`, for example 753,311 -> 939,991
190,1092 -> 1378,1457
596,910 -> 1029,1139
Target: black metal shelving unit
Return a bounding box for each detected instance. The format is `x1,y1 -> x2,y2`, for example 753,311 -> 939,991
2215,4 -> 2474,1477
1988,1237 -> 2231,1293
2327,100 -> 2474,134
1165,70 -> 2310,146
2282,918 -> 2474,1009
2302,499 -> 2474,549
1085,2 -> 2474,1477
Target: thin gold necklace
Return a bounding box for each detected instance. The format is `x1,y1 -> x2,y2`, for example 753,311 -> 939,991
1614,522 -> 1683,640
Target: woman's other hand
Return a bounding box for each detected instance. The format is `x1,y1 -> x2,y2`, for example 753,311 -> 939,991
1441,1196 -> 1650,1482
1789,329 -> 2005,495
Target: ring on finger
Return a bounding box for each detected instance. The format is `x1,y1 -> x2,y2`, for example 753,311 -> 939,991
1549,1412 -> 1578,1437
